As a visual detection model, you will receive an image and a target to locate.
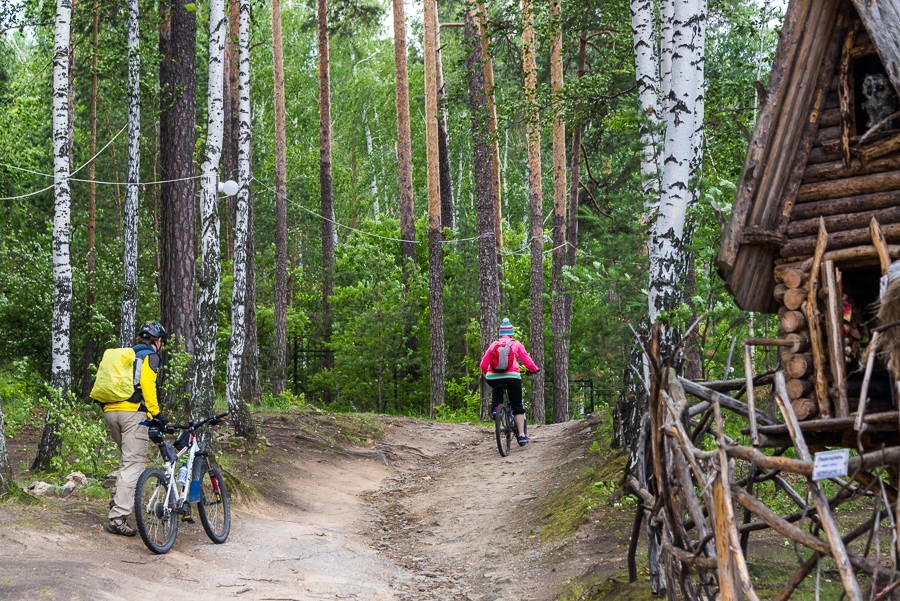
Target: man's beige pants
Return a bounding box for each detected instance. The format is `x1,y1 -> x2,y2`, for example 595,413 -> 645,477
105,411 -> 149,520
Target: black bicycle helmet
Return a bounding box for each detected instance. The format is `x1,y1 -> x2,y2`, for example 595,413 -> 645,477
137,321 -> 168,342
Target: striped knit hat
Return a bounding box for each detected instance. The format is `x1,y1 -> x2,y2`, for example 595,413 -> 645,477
498,318 -> 515,337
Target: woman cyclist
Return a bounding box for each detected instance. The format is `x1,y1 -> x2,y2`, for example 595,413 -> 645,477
479,318 -> 540,445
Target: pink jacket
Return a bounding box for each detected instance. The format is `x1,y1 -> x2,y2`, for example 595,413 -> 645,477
479,336 -> 538,379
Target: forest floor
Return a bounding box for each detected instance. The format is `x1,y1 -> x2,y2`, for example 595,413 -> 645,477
0,408 -> 643,601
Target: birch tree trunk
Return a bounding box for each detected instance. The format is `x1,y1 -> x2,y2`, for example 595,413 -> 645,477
616,0 -> 663,455
0,400 -> 13,494
424,0 -> 445,417
34,0 -> 73,471
523,0 -> 545,424
394,0 -> 416,283
364,110 -> 379,222
652,0 -> 704,349
194,0 -> 226,418
549,0 -> 569,424
225,0 -> 255,435
159,0 -> 198,413
272,0 -> 288,396
318,0 -> 336,403
121,0 -> 140,347
464,12 -> 501,421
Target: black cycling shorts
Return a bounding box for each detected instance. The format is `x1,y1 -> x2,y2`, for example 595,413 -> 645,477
486,377 -> 525,415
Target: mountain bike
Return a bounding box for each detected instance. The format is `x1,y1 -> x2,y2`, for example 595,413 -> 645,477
135,411 -> 231,554
492,381 -> 531,457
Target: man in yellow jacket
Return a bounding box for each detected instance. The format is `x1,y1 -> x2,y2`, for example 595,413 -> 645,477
104,321 -> 166,536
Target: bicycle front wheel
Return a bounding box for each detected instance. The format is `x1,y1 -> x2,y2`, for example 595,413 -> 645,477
135,467 -> 178,554
197,461 -> 230,544
495,404 -> 512,457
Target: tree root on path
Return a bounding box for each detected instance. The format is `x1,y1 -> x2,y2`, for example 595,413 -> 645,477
291,434 -> 430,465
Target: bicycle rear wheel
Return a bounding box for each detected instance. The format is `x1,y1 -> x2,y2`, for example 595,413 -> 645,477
495,404 -> 513,457
197,461 -> 231,544
135,467 -> 178,554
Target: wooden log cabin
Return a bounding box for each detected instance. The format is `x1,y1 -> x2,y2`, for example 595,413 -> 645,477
717,0 -> 900,423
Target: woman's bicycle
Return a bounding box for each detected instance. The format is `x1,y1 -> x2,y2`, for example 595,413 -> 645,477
492,371 -> 536,456
135,411 -> 231,554
494,397 -> 519,457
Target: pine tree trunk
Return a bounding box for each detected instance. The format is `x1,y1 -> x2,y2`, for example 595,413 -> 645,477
393,0 -> 416,283
424,0 -> 445,417
159,0 -> 197,413
477,2 -> 503,303
271,0 -> 288,396
550,0 -> 568,424
464,13 -> 501,421
522,0 -> 545,425
35,0 -> 74,472
225,0 -> 256,435
81,0 -> 99,398
0,400 -> 14,495
565,29 -> 587,338
121,0 -> 140,347
318,0 -> 336,403
222,0 -> 240,262
434,11 -> 454,234
242,180 -> 261,405
194,0 -> 226,418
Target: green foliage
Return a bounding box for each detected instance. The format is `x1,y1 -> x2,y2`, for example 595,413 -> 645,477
160,340 -> 193,413
47,389 -> 118,478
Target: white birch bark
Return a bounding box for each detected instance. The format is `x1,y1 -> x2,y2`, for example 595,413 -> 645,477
226,0 -> 253,430
0,400 -> 13,494
121,0 -> 140,346
51,0 -> 73,393
659,0 -> 675,115
651,0 -> 704,330
631,0 -> 662,200
364,107 -> 380,222
194,0 -> 226,415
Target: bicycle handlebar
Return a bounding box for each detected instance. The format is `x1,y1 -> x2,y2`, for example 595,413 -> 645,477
163,411 -> 230,434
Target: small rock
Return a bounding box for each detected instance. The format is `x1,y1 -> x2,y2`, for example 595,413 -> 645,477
531,526 -> 541,534
485,549 -> 500,558
66,472 -> 89,487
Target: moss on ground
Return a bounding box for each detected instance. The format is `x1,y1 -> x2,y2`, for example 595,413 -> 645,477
539,411 -> 629,542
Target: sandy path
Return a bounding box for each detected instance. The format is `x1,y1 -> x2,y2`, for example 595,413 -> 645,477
0,413 -> 621,601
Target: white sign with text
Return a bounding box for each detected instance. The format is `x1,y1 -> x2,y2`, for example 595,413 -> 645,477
812,449 -> 850,481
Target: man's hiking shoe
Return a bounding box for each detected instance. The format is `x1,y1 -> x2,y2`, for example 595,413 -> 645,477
517,434 -> 530,446
107,518 -> 137,537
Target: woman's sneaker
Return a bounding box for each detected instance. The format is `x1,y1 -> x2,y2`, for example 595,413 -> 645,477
517,434 -> 530,446
107,517 -> 137,537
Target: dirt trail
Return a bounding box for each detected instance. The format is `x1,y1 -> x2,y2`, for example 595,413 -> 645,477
0,413 -> 629,601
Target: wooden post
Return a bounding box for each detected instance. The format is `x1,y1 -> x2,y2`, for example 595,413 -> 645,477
774,373 -> 863,601
822,260 -> 848,416
743,342 -> 759,447
805,218 -> 831,417
853,331 -> 880,433
870,217 -> 893,275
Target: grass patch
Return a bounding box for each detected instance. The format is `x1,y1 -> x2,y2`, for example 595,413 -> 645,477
539,412 -> 630,541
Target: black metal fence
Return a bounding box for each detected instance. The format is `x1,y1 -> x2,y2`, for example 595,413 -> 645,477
291,338 -> 333,398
